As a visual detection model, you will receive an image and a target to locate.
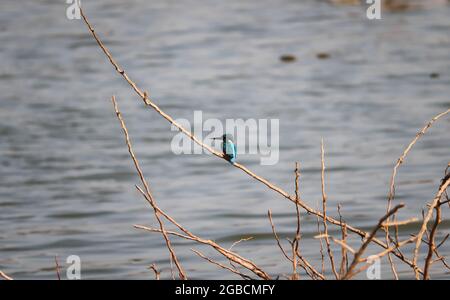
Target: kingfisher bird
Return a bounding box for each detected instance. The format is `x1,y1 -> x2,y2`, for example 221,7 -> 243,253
212,134 -> 236,163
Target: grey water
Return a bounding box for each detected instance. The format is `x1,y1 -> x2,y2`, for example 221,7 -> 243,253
0,0 -> 449,279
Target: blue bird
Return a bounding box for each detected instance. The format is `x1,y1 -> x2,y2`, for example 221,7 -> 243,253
212,134 -> 236,163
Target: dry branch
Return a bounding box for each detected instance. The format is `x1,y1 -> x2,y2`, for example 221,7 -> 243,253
314,233 -> 356,255
338,205 -> 348,277
55,256 -> 61,281
320,139 -> 339,279
414,175 -> 450,279
267,209 -> 292,263
149,264 -> 161,280
78,5 -> 450,280
385,108 -> 450,278
421,235 -> 450,271
0,270 -> 13,280
343,204 -> 405,280
316,216 -> 326,276
134,224 -> 270,279
362,236 -> 417,263
79,8 -> 425,271
382,218 -> 418,228
423,200 -> 440,281
111,95 -> 270,279
111,95 -> 187,280
192,249 -> 253,280
229,237 -> 253,251
292,162 -> 301,279
351,236 -> 417,279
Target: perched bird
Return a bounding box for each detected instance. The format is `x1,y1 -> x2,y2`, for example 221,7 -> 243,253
212,134 -> 237,163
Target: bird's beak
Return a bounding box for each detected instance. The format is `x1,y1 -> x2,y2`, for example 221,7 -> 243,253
211,137 -> 220,140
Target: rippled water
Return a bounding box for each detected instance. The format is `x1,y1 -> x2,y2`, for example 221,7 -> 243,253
0,0 -> 449,279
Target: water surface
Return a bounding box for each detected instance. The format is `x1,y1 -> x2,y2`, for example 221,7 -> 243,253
0,0 -> 449,279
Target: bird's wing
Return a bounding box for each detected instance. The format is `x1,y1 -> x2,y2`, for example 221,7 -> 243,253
225,141 -> 236,159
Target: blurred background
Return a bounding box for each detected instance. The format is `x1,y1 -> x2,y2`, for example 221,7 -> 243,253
0,0 -> 449,279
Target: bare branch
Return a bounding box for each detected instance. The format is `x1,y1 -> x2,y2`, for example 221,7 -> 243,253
267,210 -> 293,263
148,264 -> 161,280
134,224 -> 270,279
292,162 -> 301,279
385,108 -> 450,278
320,139 -> 339,279
343,204 -> 405,280
111,95 -> 186,279
192,249 -> 253,280
0,270 -> 13,281
416,175 -> 450,279
55,256 -> 61,281
78,7 -> 422,271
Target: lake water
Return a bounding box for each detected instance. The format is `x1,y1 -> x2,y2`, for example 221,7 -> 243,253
0,0 -> 449,279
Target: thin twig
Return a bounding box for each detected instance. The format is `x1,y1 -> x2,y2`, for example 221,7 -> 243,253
134,185 -> 268,279
343,204 -> 405,280
134,224 -> 270,279
415,175 -> 450,279
293,248 -> 326,280
382,218 -> 418,228
388,108 -> 450,204
320,139 -> 339,279
192,249 -> 253,280
338,205 -> 348,277
267,210 -> 292,263
385,108 -> 450,278
285,238 -> 323,280
436,233 -> 449,250
420,235 -> 450,271
292,162 -> 301,280
229,237 -> 253,252
111,95 -> 186,280
362,236 -> 417,264
314,234 -> 356,254
423,199 -> 441,280
315,214 -> 325,276
421,237 -> 450,271
79,7 -> 422,271
351,236 -> 417,279
0,270 -> 13,280
55,255 -> 61,280
227,237 -> 253,274
149,264 -> 161,280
